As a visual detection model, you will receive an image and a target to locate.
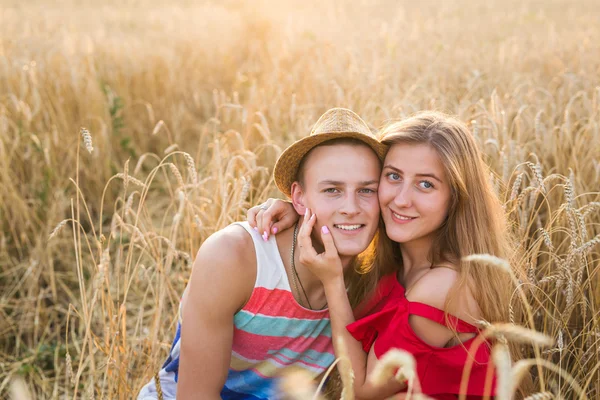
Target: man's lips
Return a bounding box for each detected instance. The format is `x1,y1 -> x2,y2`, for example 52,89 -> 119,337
333,224 -> 365,231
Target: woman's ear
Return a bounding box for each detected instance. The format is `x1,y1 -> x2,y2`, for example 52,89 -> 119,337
290,182 -> 306,216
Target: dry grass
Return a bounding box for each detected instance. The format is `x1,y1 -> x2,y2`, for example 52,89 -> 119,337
1,0 -> 599,398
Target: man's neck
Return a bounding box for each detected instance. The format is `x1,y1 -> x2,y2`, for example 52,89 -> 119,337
295,254 -> 353,294
276,222 -> 352,307
299,225 -> 352,292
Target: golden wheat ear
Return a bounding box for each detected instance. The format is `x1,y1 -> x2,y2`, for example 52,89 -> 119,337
10,377 -> 33,400
278,367 -> 325,400
367,348 -> 421,397
335,337 -> 355,400
483,323 -> 554,347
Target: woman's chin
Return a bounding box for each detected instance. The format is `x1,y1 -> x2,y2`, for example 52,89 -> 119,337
384,227 -> 415,244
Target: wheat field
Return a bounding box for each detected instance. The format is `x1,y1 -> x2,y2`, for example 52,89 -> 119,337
1,0 -> 599,398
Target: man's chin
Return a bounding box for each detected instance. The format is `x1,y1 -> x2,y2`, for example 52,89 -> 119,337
336,245 -> 368,259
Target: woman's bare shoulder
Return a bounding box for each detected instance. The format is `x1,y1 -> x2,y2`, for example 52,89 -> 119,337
407,264 -> 481,322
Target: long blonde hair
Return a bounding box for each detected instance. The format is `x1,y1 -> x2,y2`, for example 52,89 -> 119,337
376,111 -> 513,327
328,112 -> 523,398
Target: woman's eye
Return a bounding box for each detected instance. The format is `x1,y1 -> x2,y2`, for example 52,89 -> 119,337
387,172 -> 400,181
419,180 -> 434,189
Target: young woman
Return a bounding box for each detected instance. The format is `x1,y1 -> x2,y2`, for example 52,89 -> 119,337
249,112 -> 515,399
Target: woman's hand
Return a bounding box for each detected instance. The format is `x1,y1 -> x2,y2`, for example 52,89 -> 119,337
298,211 -> 405,399
247,198 -> 299,240
297,208 -> 344,284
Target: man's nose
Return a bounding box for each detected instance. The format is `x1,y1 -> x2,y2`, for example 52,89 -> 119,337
339,193 -> 360,216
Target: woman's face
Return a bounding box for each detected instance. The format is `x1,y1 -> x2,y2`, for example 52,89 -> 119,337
378,143 -> 452,246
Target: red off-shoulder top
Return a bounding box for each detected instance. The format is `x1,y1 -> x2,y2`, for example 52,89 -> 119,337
347,273 -> 496,400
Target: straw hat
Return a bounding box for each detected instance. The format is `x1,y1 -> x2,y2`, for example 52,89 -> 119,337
274,108 -> 387,197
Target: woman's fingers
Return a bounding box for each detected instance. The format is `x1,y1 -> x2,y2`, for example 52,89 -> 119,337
247,199 -> 277,240
266,199 -> 297,234
256,209 -> 270,241
270,207 -> 298,235
247,204 -> 261,230
254,199 -> 298,240
297,208 -> 318,260
319,225 -> 339,260
248,199 -> 274,231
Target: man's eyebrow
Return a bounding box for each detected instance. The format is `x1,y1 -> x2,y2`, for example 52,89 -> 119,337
360,180 -> 380,186
318,180 -> 379,186
383,165 -> 443,183
318,180 -> 345,186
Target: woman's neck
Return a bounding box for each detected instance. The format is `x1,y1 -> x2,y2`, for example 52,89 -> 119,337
399,235 -> 435,276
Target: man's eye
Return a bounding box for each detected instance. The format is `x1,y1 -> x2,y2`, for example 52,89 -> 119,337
324,188 -> 339,193
359,188 -> 376,194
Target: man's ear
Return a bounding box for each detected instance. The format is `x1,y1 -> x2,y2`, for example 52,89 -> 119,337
290,182 -> 306,216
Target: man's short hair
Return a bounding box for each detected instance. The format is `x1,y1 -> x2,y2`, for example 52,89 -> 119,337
296,138 -> 380,187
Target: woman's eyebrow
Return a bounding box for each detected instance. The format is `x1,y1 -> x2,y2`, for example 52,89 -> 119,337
417,173 -> 442,183
383,165 -> 442,183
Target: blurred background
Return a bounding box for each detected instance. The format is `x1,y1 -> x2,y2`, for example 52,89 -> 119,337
1,0 -> 599,398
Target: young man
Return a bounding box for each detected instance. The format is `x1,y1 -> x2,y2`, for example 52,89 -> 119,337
137,108 -> 386,399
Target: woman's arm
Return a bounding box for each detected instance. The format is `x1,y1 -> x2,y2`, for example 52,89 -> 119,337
324,278 -> 406,399
246,198 -> 298,240
298,209 -> 406,399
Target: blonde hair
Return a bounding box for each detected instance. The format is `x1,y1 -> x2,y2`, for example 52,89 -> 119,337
376,112 -> 533,396
375,110 -> 513,324
335,112 -> 530,398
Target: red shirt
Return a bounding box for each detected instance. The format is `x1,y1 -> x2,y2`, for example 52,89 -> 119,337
347,273 -> 496,399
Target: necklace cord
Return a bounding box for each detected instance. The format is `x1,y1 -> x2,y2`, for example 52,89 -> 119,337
291,222 -> 313,309
291,222 -> 327,310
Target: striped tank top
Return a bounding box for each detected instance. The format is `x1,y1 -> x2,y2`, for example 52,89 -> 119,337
137,222 -> 335,399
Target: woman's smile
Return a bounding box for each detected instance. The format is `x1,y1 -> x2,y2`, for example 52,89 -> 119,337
378,143 -> 451,246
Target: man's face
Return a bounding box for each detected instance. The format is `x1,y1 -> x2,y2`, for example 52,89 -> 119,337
291,143 -> 381,260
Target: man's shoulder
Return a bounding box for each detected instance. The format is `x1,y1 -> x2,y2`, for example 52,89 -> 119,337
185,224 -> 257,312
199,223 -> 255,265
190,223 -> 258,291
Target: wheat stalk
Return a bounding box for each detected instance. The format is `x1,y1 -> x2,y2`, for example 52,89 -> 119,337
463,254 -> 511,273
9,377 -> 33,400
183,152 -> 198,185
493,343 -> 512,400
49,219 -> 69,240
367,349 -> 417,390
336,337 -> 355,400
483,323 -> 554,347
278,368 -> 323,400
80,127 -> 93,153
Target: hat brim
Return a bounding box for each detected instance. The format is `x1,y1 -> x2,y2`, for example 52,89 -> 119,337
273,132 -> 388,197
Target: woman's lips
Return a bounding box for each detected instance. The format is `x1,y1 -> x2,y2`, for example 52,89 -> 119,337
390,210 -> 418,224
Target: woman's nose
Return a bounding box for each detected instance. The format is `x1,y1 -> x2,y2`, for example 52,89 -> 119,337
394,185 -> 412,208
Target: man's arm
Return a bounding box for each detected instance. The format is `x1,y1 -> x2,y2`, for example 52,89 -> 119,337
177,225 -> 255,400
